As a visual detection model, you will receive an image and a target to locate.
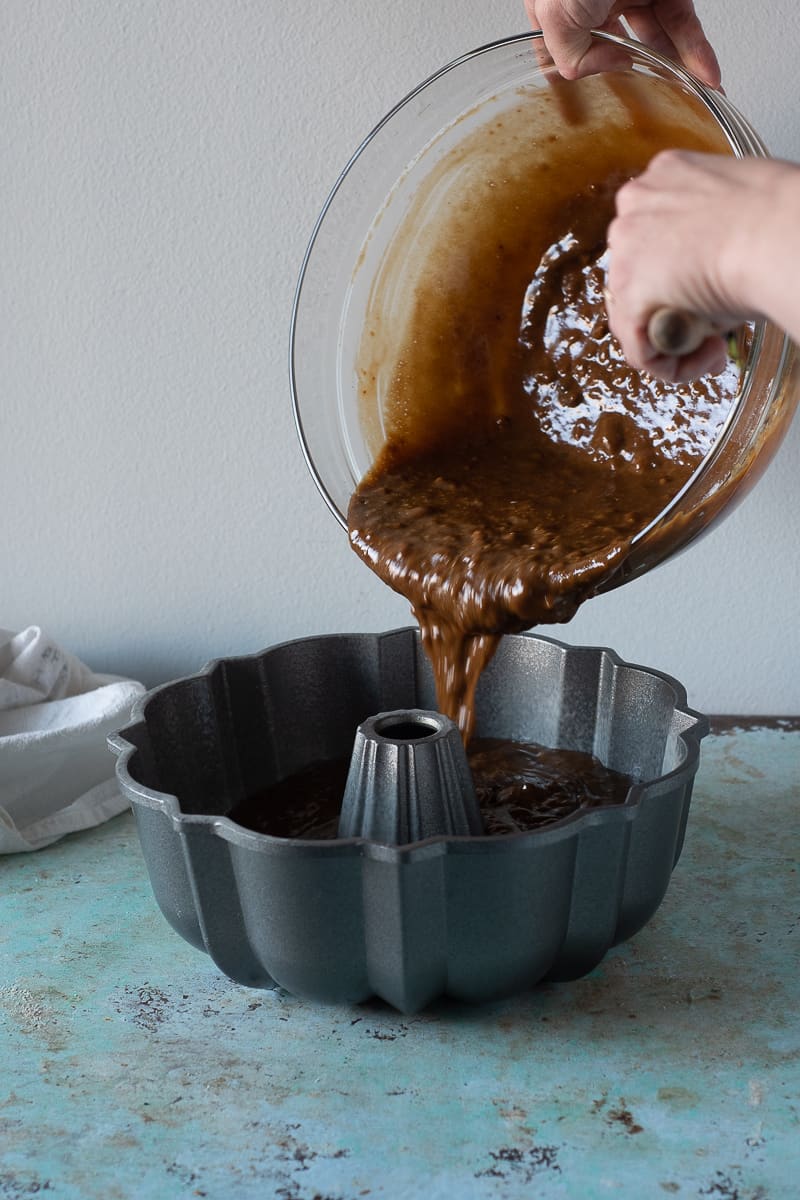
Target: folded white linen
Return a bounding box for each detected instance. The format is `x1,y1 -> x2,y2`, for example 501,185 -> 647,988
0,626 -> 145,852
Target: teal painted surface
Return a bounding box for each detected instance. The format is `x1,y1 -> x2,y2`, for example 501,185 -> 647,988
1,724 -> 798,1199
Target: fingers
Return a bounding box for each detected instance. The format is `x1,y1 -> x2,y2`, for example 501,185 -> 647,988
604,288 -> 728,381
613,149 -> 701,217
605,156 -> 728,380
529,0 -> 632,79
647,338 -> 729,384
528,0 -> 722,88
624,3 -> 721,88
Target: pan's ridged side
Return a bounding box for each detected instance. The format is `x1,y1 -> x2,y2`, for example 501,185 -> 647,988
109,629 -> 707,1013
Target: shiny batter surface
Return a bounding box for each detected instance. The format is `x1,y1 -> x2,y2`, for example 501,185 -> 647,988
229,739 -> 634,839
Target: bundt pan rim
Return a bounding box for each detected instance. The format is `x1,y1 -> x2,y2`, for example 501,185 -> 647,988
108,627 -> 707,856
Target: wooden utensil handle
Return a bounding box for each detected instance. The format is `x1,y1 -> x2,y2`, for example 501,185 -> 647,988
647,308 -> 717,356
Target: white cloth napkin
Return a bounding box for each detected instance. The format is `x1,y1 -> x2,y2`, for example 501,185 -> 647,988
0,626 -> 145,853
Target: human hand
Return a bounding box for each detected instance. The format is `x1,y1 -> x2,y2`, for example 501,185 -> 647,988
605,151 -> 800,381
525,1 -> 721,88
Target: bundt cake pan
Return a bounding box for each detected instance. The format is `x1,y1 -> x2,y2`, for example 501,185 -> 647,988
108,628 -> 707,1014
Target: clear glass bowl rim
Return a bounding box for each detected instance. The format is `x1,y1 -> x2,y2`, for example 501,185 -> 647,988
289,29 -> 792,558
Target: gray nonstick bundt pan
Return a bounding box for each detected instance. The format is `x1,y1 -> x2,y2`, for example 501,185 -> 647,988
108,628 -> 707,1014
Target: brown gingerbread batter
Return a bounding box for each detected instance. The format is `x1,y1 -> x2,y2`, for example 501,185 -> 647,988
229,737 -> 634,838
349,71 -> 740,742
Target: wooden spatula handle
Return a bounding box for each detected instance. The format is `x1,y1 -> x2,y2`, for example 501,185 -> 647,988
647,308 -> 717,356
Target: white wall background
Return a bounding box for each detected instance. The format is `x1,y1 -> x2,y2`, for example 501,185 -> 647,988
4,0 -> 800,714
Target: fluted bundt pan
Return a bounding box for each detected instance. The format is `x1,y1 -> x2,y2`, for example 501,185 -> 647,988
108,628 -> 707,1014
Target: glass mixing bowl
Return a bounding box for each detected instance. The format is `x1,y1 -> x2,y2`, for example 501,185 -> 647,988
289,31 -> 798,589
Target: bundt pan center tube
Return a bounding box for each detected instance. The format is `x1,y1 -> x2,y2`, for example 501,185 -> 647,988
108,629 -> 707,1015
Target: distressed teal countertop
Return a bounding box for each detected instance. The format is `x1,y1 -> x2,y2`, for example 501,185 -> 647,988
1,722 -> 798,1200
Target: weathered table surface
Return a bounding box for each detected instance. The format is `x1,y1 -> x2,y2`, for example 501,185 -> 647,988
2,722 -> 798,1200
